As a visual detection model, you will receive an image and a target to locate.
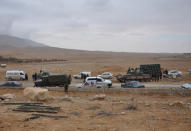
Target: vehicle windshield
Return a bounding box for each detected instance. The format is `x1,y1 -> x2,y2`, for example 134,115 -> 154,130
20,73 -> 24,75
132,82 -> 140,86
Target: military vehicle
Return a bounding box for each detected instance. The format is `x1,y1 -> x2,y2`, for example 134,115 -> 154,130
34,73 -> 72,87
116,64 -> 161,82
140,64 -> 161,78
116,73 -> 151,82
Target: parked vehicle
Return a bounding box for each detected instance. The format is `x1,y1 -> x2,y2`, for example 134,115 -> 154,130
6,70 -> 27,81
121,81 -> 145,88
0,81 -> 22,87
116,64 -> 161,82
73,72 -> 91,79
97,72 -> 113,79
34,73 -> 72,87
168,70 -> 182,77
0,64 -> 7,68
180,82 -> 191,89
85,76 -> 112,88
116,73 -> 151,82
76,81 -> 103,88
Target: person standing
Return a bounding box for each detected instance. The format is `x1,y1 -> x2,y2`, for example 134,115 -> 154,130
34,73 -> 37,81
64,85 -> 68,92
25,73 -> 28,80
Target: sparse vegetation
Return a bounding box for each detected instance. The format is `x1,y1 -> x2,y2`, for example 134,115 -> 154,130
0,56 -> 67,63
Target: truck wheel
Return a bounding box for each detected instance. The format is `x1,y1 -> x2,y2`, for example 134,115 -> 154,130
108,84 -> 112,88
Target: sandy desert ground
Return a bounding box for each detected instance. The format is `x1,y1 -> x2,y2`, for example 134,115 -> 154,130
0,52 -> 191,83
0,52 -> 191,131
0,89 -> 191,131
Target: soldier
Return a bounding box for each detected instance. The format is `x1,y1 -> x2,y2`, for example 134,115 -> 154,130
25,73 -> 28,80
127,67 -> 131,73
156,73 -> 159,82
32,74 -> 35,81
64,85 -> 68,92
34,73 -> 37,81
159,71 -> 162,80
82,74 -> 86,83
84,74 -> 87,82
64,75 -> 71,92
131,68 -> 134,73
154,72 -> 158,82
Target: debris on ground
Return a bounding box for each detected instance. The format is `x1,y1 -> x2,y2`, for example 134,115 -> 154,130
169,101 -> 185,108
0,94 -> 15,101
87,106 -> 100,110
124,104 -> 137,110
69,111 -> 80,116
95,111 -> 126,117
24,87 -> 50,101
3,102 -> 65,121
13,104 -> 60,113
62,96 -> 72,102
96,111 -> 113,116
92,94 -> 106,100
24,114 -> 68,121
3,102 -> 43,105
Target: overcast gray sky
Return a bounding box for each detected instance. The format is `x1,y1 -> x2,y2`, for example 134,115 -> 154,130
0,0 -> 191,53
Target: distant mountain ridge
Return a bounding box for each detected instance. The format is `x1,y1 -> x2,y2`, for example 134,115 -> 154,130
0,34 -> 183,61
0,34 -> 46,47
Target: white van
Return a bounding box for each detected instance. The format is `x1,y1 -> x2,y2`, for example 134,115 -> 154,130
6,70 -> 26,80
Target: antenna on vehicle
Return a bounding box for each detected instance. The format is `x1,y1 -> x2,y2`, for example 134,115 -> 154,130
40,58 -> 44,72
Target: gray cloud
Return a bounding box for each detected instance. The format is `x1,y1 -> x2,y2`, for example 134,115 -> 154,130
0,0 -> 191,52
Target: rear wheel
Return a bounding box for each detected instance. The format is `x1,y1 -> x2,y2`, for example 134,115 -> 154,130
108,83 -> 112,88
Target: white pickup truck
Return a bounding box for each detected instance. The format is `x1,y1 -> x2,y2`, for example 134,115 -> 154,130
85,76 -> 112,88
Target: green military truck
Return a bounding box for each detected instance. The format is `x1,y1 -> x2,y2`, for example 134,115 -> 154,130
34,73 -> 72,88
140,64 -> 161,78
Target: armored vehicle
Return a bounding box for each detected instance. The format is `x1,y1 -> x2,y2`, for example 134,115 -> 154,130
116,64 -> 161,82
34,73 -> 71,87
116,73 -> 151,82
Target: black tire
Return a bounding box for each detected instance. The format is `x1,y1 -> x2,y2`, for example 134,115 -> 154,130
108,84 -> 112,88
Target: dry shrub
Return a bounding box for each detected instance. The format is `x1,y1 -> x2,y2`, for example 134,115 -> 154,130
92,94 -> 106,100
